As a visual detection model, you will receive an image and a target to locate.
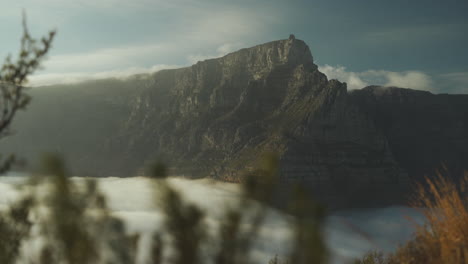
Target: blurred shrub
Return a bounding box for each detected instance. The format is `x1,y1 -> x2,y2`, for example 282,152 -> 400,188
0,153 -> 328,264
0,14 -> 55,173
148,153 -> 328,264
0,196 -> 33,264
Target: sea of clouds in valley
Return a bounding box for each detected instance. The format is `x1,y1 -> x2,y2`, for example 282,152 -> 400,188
0,176 -> 425,264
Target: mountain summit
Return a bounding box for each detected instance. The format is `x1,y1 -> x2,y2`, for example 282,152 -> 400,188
2,37 -> 467,209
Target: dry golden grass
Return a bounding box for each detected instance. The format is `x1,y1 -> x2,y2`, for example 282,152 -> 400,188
389,171 -> 468,264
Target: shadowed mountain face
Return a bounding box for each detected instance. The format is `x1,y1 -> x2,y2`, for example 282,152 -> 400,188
1,36 -> 467,208
349,87 -> 468,183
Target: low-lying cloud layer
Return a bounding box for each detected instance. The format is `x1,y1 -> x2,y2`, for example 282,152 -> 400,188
28,42 -> 245,86
29,64 -> 181,86
0,176 -> 424,263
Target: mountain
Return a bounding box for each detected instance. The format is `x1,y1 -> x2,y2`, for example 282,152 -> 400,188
350,86 -> 468,183
1,35 -> 467,209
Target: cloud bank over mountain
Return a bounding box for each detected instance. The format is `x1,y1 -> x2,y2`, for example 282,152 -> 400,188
319,65 -> 468,93
319,65 -> 434,91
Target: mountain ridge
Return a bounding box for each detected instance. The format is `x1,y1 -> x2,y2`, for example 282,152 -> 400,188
1,37 -> 467,209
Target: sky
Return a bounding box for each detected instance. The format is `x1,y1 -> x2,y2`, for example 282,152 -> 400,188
1,0 -> 467,93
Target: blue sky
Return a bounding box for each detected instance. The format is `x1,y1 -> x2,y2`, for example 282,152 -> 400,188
1,0 -> 467,93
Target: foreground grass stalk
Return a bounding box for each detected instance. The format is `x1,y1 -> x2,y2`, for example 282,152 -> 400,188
355,172 -> 468,264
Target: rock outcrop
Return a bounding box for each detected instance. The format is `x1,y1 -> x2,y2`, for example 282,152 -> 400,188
1,37 -> 466,209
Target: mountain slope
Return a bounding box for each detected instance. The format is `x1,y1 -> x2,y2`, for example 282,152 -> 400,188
350,86 -> 468,182
1,36 -> 466,208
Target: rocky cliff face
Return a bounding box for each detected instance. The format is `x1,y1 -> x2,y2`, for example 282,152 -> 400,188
1,36 -> 466,209
93,36 -> 410,208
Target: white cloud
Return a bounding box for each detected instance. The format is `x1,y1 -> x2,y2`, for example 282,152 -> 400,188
40,44 -> 173,73
318,65 -> 369,90
319,65 -> 435,92
29,64 -> 181,86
